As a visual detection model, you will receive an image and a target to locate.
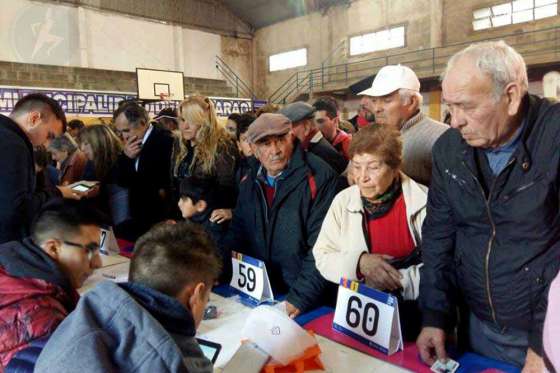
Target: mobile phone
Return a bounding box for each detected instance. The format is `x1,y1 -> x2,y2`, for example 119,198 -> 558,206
196,338 -> 222,364
71,184 -> 93,192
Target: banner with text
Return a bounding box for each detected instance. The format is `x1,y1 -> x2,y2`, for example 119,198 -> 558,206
0,86 -> 260,117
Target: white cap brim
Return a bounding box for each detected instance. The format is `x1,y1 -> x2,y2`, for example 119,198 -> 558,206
357,86 -> 399,97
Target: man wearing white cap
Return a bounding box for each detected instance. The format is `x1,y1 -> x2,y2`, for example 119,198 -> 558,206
359,65 -> 448,186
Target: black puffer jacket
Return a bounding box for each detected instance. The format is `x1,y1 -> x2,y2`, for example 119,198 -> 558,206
224,143 -> 339,312
420,94 -> 560,354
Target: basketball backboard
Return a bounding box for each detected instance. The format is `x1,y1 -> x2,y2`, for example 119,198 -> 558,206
136,68 -> 185,101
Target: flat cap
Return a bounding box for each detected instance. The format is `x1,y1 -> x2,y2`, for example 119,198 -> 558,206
279,102 -> 316,123
247,113 -> 291,144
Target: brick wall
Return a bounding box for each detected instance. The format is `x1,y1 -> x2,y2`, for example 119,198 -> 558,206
0,61 -> 234,97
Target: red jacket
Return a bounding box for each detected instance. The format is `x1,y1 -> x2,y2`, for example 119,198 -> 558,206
0,239 -> 78,371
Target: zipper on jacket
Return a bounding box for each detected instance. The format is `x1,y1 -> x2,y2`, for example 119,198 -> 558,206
461,156 -> 515,325
255,179 -> 270,225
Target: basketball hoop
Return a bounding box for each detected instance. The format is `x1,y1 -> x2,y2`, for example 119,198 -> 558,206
159,92 -> 170,101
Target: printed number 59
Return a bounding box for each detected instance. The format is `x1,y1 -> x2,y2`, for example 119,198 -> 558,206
237,263 -> 256,292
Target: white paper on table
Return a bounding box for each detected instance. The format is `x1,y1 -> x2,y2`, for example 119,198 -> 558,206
79,262 -> 130,294
240,305 -> 316,365
100,254 -> 129,267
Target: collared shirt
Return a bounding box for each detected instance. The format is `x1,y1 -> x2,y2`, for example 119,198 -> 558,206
301,129 -> 323,150
135,124 -> 153,171
484,119 -> 526,175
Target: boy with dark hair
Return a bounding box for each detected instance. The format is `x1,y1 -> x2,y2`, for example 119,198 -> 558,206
178,177 -> 228,246
0,200 -> 104,370
179,177 -> 230,282
35,221 -> 221,373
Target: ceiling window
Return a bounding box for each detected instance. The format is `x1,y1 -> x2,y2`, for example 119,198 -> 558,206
269,48 -> 307,72
349,26 -> 405,56
473,0 -> 558,30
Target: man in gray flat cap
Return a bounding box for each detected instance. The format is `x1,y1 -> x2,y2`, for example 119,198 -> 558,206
224,113 -> 339,317
280,102 -> 348,174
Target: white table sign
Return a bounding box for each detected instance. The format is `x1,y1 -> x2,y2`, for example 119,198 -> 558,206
99,226 -> 120,256
230,251 -> 273,306
332,278 -> 403,355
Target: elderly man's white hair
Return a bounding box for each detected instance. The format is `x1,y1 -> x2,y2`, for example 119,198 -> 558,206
443,40 -> 528,99
399,88 -> 423,107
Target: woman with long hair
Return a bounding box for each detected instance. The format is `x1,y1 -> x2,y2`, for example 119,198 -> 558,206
80,124 -> 122,182
79,124 -> 129,226
172,95 -> 239,216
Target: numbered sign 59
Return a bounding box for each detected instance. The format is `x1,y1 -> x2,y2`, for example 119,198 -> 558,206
332,278 -> 402,355
230,252 -> 265,300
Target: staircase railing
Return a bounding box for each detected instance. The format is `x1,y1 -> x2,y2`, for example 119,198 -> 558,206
268,25 -> 560,104
215,56 -> 256,99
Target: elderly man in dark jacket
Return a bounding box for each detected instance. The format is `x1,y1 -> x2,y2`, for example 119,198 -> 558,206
417,41 -> 560,372
224,113 -> 339,317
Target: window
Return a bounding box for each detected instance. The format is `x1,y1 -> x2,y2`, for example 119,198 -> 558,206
473,0 -> 558,30
349,26 -> 405,56
269,48 -> 307,72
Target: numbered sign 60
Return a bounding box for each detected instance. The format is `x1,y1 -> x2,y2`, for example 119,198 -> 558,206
230,252 -> 265,300
333,279 -> 400,354
345,294 -> 380,337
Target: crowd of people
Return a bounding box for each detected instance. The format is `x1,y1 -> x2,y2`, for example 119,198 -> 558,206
0,40 -> 559,373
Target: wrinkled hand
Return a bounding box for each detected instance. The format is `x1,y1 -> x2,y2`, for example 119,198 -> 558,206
359,253 -> 402,291
417,327 -> 447,366
210,209 -> 232,224
124,136 -> 142,159
285,301 -> 301,319
521,348 -> 544,373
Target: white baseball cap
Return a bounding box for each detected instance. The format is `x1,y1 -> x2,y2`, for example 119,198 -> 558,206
358,65 -> 420,97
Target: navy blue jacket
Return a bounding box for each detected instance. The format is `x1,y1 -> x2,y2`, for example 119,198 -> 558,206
224,144 -> 339,312
420,94 -> 560,354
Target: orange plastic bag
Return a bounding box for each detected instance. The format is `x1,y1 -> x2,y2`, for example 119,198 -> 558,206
261,331 -> 324,373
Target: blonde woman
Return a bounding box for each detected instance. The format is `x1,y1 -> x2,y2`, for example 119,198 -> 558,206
172,95 -> 239,218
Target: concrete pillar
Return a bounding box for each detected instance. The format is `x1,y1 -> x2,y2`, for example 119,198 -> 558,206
430,0 -> 444,48
77,6 -> 89,68
173,25 -> 185,74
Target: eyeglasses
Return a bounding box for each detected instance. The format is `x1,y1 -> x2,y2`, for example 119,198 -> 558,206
61,240 -> 100,260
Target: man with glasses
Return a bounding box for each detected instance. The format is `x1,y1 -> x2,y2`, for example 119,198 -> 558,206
0,200 -> 104,371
